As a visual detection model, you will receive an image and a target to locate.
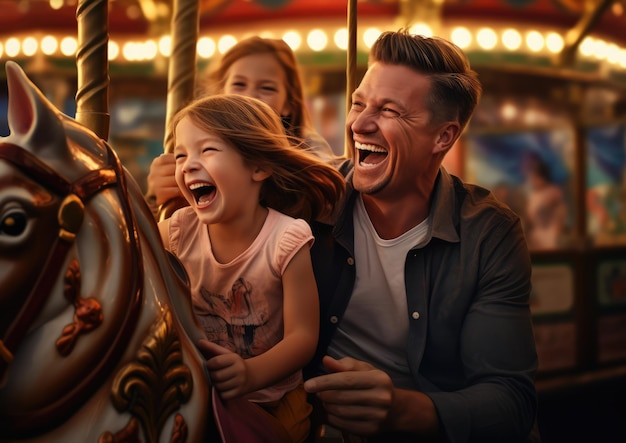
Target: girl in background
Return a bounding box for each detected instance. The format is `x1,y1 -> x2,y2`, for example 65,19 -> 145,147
147,36 -> 339,215
158,94 -> 344,442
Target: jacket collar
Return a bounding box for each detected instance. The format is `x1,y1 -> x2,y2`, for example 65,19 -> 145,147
333,162 -> 460,248
429,167 -> 460,244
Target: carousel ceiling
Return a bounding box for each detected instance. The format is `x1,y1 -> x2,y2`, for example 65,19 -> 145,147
0,0 -> 398,34
1,0 -> 626,77
2,0 -> 625,40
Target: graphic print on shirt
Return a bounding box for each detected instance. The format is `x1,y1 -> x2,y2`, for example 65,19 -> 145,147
196,277 -> 271,358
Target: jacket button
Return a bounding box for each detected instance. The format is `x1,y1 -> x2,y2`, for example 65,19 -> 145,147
347,257 -> 355,265
411,311 -> 420,320
330,316 -> 339,324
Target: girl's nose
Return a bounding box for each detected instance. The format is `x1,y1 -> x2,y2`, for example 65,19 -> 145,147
235,86 -> 256,100
181,155 -> 200,173
249,88 -> 262,100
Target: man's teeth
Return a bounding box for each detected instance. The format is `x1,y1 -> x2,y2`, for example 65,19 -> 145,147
355,142 -> 386,153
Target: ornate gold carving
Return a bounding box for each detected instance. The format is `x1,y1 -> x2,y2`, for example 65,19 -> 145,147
169,413 -> 188,443
56,259 -> 104,356
97,417 -> 140,443
106,307 -> 192,443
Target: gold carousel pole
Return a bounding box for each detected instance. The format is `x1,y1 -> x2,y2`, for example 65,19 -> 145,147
158,0 -> 199,221
163,0 -> 199,155
345,0 -> 357,159
75,0 -> 110,141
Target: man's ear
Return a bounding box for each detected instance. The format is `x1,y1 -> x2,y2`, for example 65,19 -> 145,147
433,122 -> 461,154
252,166 -> 271,182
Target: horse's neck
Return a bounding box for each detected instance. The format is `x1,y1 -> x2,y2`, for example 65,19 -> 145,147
129,185 -> 205,345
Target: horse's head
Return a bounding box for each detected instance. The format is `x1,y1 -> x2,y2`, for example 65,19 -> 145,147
1,60 -> 131,361
1,60 -> 105,360
0,59 -> 153,403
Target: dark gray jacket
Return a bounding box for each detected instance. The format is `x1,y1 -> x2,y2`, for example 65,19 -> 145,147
306,163 -> 538,443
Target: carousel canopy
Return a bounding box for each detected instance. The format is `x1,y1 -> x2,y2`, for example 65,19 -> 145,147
2,0 -> 625,40
1,0 -> 625,80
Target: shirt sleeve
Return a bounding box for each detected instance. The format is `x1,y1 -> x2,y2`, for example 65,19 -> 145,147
275,218 -> 315,275
167,208 -> 183,255
428,213 -> 538,443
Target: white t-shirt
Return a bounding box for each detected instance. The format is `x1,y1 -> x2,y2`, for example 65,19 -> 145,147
327,195 -> 430,389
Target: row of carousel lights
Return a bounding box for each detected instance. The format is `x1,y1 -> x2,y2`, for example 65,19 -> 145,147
448,25 -> 626,68
0,24 -> 625,69
0,26 -> 383,61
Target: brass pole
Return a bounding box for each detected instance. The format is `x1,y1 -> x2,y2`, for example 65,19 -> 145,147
75,0 -> 110,140
163,0 -> 199,155
158,0 -> 199,220
345,0 -> 357,158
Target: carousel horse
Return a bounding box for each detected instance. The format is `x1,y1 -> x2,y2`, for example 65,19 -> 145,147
0,61 -> 289,443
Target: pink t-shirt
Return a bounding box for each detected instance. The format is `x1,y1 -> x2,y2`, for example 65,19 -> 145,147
169,207 -> 314,402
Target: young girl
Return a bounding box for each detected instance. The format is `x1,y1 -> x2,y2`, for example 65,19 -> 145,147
147,36 -> 340,215
201,36 -> 335,161
158,94 -> 345,442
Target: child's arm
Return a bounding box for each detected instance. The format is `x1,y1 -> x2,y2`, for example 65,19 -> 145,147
201,245 -> 319,399
146,153 -> 181,206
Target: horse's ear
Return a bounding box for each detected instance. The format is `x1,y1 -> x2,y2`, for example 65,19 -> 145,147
4,61 -> 67,155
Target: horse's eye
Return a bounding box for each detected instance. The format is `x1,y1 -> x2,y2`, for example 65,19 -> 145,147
1,210 -> 27,236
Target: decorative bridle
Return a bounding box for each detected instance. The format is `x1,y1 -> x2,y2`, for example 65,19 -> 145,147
0,140 -> 144,437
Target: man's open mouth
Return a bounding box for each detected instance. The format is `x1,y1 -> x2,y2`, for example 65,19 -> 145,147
356,142 -> 387,165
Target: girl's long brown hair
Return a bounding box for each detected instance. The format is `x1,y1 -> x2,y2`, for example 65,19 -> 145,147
171,94 -> 344,222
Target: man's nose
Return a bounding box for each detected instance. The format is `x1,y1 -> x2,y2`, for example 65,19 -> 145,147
350,109 -> 376,134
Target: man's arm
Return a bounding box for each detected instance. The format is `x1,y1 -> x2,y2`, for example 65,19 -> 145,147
430,215 -> 538,443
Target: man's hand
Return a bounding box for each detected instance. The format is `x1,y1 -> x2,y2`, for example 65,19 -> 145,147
147,153 -> 181,205
197,339 -> 250,400
303,355 -> 394,436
